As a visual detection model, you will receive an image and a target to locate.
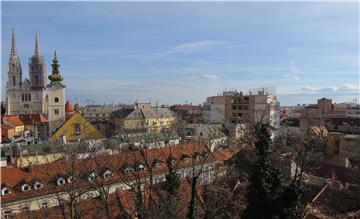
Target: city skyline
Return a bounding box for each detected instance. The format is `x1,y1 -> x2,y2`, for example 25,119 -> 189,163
2,2 -> 359,106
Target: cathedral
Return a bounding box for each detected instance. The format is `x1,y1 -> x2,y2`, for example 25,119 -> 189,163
6,29 -> 66,135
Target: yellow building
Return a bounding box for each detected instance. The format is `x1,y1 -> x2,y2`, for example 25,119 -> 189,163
49,111 -> 105,141
111,103 -> 176,133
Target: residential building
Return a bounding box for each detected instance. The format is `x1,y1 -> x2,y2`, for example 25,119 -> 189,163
1,125 -> 15,142
171,104 -> 204,123
49,112 -> 105,142
184,123 -> 226,151
110,103 -> 176,134
82,104 -> 127,136
0,142 -> 219,217
2,115 -> 24,136
203,89 -> 280,130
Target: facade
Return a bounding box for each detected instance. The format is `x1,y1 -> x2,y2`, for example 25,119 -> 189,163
82,104 -> 126,136
170,105 -> 203,123
49,112 -> 105,142
0,143 -> 218,217
203,89 -> 280,129
5,29 -> 66,136
326,132 -> 360,159
111,103 -> 176,134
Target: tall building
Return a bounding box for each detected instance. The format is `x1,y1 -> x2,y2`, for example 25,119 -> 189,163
5,29 -> 66,135
203,89 -> 280,129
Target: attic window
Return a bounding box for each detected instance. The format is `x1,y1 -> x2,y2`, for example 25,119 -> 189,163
21,184 -> 31,192
34,181 -> 43,190
74,123 -> 81,135
1,187 -> 11,196
123,166 -> 134,174
88,172 -> 97,182
138,164 -> 145,172
154,160 -> 163,168
57,177 -> 66,186
103,170 -> 112,179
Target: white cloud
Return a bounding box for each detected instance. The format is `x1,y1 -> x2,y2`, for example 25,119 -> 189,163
128,40 -> 231,61
294,84 -> 359,94
200,74 -> 219,81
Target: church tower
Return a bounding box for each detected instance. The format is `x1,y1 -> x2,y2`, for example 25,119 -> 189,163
47,50 -> 66,135
28,31 -> 48,114
6,29 -> 23,115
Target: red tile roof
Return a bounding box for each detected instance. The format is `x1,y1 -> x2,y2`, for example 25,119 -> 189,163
18,114 -> 48,125
3,115 -> 24,126
1,142 -> 218,204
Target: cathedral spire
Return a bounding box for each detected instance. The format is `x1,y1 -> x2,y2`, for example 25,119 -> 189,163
10,28 -> 18,58
34,31 -> 41,57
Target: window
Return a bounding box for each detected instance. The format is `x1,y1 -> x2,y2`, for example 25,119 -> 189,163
138,164 -> 145,171
54,109 -> 59,115
22,93 -> 25,101
1,187 -> 11,196
75,123 -> 81,135
21,184 -> 31,192
12,76 -> 16,86
35,75 -> 40,85
41,202 -> 48,209
12,94 -> 16,100
3,209 -> 12,218
28,93 -> 31,101
57,178 -> 66,186
34,182 -> 43,190
103,170 -> 112,179
88,172 -> 97,182
54,97 -> 59,103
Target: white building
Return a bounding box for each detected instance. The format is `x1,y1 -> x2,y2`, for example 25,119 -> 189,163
5,29 -> 66,136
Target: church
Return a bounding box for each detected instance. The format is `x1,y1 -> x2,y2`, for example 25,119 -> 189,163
5,29 -> 66,135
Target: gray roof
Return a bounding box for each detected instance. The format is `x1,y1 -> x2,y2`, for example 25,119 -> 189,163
142,108 -> 174,119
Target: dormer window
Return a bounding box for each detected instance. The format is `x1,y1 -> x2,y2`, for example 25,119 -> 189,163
57,177 -> 66,186
88,172 -> 97,182
138,164 -> 145,172
1,187 -> 11,196
33,181 -> 43,190
181,155 -> 191,163
153,160 -> 163,168
123,165 -> 134,174
103,170 -> 112,179
21,184 -> 31,192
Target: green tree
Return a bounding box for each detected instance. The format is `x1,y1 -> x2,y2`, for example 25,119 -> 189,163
243,123 -> 303,219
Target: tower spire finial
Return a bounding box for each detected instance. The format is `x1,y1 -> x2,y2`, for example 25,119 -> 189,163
11,28 -> 18,57
34,30 -> 41,57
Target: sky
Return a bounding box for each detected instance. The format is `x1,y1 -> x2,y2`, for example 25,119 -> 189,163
1,2 -> 359,106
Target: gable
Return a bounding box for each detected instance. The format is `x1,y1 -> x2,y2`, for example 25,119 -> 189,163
49,112 -> 105,142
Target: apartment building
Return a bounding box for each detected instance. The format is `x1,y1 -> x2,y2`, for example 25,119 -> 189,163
203,89 -> 280,129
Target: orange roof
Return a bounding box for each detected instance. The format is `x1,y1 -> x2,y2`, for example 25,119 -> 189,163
65,100 -> 74,112
1,142 -> 215,204
3,115 -> 24,126
18,114 -> 48,125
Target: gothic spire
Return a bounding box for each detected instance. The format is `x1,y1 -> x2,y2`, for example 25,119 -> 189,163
10,28 -> 18,58
34,31 -> 41,57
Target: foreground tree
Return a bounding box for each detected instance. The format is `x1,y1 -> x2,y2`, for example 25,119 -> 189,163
243,123 -> 304,219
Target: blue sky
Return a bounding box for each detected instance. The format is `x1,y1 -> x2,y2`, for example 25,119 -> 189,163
1,2 -> 359,106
